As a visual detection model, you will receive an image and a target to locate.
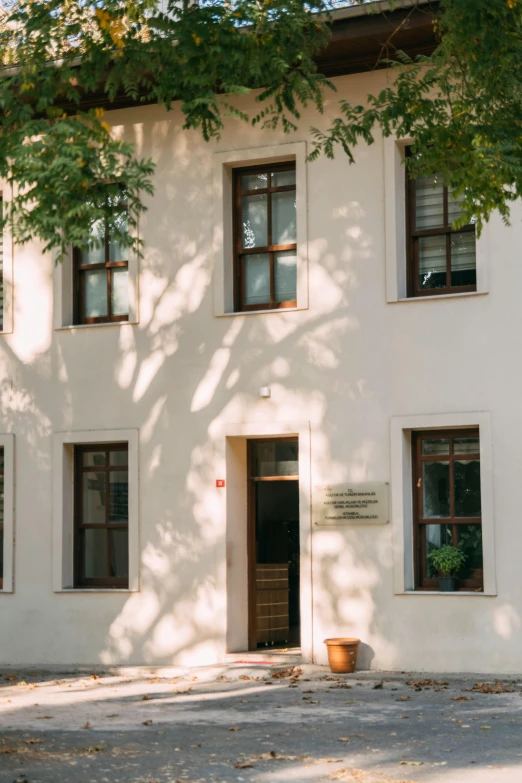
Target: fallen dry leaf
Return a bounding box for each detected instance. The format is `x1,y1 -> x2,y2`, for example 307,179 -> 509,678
480,725 -> 492,730
228,727 -> 240,732
234,762 -> 253,769
142,720 -> 153,726
82,721 -> 91,730
452,695 -> 472,702
24,739 -> 43,745
407,679 -> 448,690
468,681 -> 516,694
142,695 -> 152,701
338,737 -> 351,743
396,696 -> 410,701
400,760 -> 423,766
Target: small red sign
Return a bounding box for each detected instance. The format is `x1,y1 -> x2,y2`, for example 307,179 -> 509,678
216,479 -> 225,488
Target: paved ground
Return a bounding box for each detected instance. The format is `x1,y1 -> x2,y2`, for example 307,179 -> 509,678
1,664 -> 522,783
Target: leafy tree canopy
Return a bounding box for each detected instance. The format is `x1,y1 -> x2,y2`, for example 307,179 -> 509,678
0,0 -> 520,259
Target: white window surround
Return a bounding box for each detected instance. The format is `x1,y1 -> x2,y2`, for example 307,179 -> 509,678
52,428 -> 139,592
0,185 -> 15,335
0,434 -> 15,593
212,141 -> 309,316
53,234 -> 139,330
383,136 -> 489,303
390,412 -> 496,596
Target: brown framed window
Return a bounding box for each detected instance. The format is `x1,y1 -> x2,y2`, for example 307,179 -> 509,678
234,162 -> 297,311
0,447 -> 4,589
413,429 -> 483,591
75,443 -> 129,588
74,185 -> 129,324
406,149 -> 476,297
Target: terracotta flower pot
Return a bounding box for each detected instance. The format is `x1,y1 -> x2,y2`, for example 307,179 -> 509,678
324,638 -> 360,674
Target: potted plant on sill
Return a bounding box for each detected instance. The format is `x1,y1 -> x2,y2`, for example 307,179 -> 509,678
427,545 -> 467,592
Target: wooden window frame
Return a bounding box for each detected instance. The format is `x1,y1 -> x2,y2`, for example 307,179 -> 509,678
73,188 -> 129,325
233,162 -> 297,312
406,149 -> 476,298
412,428 -> 483,591
74,443 -> 129,588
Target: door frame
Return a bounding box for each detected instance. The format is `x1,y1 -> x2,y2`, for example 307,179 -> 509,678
247,437 -> 300,651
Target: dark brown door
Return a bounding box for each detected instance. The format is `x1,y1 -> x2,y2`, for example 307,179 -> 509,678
247,438 -> 300,650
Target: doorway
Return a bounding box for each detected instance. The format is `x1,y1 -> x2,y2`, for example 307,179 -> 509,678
247,438 -> 300,650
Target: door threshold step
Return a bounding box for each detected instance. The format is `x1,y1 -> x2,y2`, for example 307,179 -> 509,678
226,649 -> 302,665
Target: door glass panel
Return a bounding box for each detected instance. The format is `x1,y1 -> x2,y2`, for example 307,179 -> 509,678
454,460 -> 481,517
271,170 -> 296,187
244,253 -> 270,306
252,440 -> 298,478
422,462 -> 450,518
274,251 -> 297,303
424,523 -> 453,578
110,529 -> 128,578
0,528 -> 3,581
83,473 -> 106,524
109,471 -> 128,522
110,268 -> 129,316
450,232 -> 476,287
241,194 -> 267,248
421,439 -> 449,456
81,529 -> 107,579
454,438 -> 479,455
415,175 -> 444,229
272,191 -> 296,245
241,173 -> 267,191
84,269 -> 108,318
418,236 -> 446,290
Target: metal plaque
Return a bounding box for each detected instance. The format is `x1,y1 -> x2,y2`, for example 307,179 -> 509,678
313,482 -> 389,525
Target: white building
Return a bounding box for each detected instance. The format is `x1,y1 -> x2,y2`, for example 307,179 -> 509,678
0,2 -> 517,673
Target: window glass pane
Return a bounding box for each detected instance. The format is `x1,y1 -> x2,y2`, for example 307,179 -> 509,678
454,460 -> 481,517
84,269 -> 108,318
109,449 -> 128,466
274,251 -> 297,303
241,173 -> 267,191
110,268 -> 129,316
81,529 -> 107,579
415,175 -> 444,229
271,170 -> 296,187
109,471 -> 128,523
0,471 -> 4,527
447,190 -> 467,225
0,447 -> 4,473
108,210 -> 128,263
82,451 -> 106,468
253,440 -> 298,477
450,232 -> 476,287
0,527 -> 3,581
241,194 -> 267,248
272,191 -> 296,245
421,439 -> 449,456
454,438 -> 480,455
83,473 -> 106,524
418,236 -> 447,289
422,462 -> 450,518
457,524 -> 483,574
244,253 -> 270,306
425,523 -> 453,578
110,529 -> 128,578
81,219 -> 105,265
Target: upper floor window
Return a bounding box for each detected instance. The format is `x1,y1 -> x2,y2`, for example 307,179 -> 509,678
234,162 -> 296,311
406,150 -> 476,297
74,443 -> 129,588
413,429 -> 483,591
74,185 -> 129,324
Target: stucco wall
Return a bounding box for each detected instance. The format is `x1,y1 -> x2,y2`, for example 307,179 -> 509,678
0,68 -> 521,672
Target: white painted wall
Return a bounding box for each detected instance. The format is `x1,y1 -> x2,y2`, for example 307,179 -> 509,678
0,68 -> 521,672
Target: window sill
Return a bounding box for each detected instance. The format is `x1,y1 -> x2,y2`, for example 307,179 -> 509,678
390,291 -> 488,304
396,590 -> 495,597
54,588 -> 137,594
55,321 -> 137,331
217,306 -> 307,318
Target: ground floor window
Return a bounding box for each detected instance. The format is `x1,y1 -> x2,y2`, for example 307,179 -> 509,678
413,429 -> 483,591
75,443 -> 129,588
